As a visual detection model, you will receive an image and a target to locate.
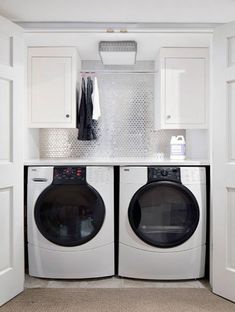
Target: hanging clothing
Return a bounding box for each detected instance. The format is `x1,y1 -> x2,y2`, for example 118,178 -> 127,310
92,77 -> 101,121
86,76 -> 96,140
77,77 -> 87,140
77,76 -> 97,140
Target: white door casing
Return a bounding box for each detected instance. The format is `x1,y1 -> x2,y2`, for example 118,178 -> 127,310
0,15 -> 24,306
212,21 -> 235,302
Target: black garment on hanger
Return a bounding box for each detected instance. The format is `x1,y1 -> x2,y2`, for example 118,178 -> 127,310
86,77 -> 96,140
77,77 -> 87,140
77,76 -> 96,140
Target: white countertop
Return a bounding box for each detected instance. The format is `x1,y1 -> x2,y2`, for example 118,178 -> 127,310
24,158 -> 210,166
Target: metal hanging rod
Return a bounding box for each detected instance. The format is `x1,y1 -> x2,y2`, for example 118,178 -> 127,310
80,70 -> 157,74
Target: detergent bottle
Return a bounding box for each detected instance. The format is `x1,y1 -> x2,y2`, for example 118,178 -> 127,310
170,135 -> 186,160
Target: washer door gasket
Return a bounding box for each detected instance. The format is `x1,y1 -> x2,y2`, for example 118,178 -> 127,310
34,184 -> 105,247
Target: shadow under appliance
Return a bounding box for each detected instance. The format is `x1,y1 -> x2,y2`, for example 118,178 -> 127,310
119,166 -> 206,280
27,166 -> 114,279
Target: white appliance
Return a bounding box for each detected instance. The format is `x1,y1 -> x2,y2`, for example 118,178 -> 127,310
27,166 -> 114,279
119,166 -> 206,280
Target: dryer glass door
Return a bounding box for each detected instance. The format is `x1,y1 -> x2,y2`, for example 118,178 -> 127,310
34,184 -> 105,247
128,181 -> 200,248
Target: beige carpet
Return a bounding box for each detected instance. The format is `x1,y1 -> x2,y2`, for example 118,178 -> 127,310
1,288 -> 235,312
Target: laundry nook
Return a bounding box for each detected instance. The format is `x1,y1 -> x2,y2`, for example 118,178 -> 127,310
0,1 -> 235,311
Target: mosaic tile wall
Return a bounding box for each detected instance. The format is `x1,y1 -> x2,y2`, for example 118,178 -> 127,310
39,62 -> 184,159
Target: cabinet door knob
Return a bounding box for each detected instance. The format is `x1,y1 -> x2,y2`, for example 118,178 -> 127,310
166,115 -> 171,120
66,114 -> 70,118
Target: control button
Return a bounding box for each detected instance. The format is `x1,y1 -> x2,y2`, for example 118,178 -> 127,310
161,169 -> 168,176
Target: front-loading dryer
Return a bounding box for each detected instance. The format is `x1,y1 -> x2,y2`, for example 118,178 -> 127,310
119,166 -> 206,280
27,166 -> 114,279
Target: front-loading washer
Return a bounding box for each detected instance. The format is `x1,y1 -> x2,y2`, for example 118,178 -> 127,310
27,166 -> 114,279
119,166 -> 206,280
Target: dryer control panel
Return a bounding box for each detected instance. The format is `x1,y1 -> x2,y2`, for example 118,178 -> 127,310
148,167 -> 181,183
53,167 -> 86,184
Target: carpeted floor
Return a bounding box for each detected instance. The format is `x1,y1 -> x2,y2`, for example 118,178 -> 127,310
1,288 -> 235,312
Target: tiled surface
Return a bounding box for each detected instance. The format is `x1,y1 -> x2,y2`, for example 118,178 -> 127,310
25,275 -> 209,289
39,62 -> 185,159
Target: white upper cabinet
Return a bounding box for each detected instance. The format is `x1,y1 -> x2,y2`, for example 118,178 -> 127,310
154,47 -> 209,129
28,47 -> 81,128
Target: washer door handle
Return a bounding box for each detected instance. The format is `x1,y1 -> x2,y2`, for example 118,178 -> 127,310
32,178 -> 48,182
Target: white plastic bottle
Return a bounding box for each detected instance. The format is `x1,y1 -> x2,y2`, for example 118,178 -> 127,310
170,135 -> 186,160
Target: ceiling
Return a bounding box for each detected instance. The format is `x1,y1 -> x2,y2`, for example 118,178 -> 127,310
0,0 -> 234,23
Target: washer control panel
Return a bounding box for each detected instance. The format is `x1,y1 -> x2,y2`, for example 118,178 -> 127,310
53,167 -> 86,184
148,167 -> 181,183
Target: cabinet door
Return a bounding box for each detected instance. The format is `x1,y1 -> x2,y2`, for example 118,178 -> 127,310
165,56 -> 207,127
28,48 -> 79,128
156,48 -> 208,129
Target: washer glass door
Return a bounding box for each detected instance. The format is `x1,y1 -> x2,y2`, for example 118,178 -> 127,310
34,184 -> 105,247
128,181 -> 200,248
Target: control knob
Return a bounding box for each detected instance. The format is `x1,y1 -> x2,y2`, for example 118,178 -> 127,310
161,169 -> 168,176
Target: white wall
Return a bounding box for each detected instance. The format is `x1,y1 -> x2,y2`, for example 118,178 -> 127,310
24,32 -> 212,61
